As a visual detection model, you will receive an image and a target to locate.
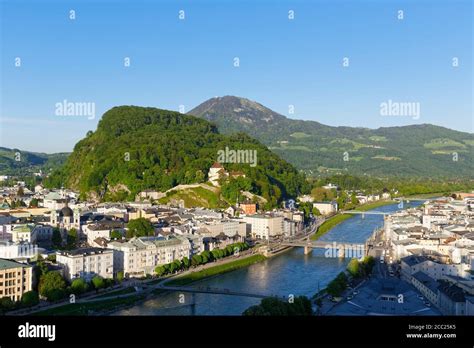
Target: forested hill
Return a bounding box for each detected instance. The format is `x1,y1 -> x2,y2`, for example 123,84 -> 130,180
0,147 -> 68,176
188,96 -> 474,178
45,106 -> 308,203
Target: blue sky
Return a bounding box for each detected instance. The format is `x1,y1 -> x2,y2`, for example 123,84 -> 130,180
1,0 -> 472,153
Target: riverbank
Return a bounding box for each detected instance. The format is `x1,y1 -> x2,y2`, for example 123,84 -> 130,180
310,200 -> 395,241
166,254 -> 266,286
31,293 -> 148,316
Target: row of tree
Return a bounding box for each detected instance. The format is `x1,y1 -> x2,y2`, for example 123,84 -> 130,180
0,290 -> 40,314
155,242 -> 249,276
326,272 -> 348,297
347,256 -> 375,278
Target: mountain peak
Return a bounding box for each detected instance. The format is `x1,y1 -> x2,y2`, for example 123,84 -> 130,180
188,95 -> 287,126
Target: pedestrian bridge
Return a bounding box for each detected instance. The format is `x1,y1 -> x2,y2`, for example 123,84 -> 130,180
280,240 -> 367,257
339,210 -> 388,216
158,284 -> 285,300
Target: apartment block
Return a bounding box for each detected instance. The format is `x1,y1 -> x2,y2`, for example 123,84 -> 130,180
56,248 -> 114,281
0,259 -> 32,302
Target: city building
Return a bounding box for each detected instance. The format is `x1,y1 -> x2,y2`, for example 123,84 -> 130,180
10,224 -> 53,244
56,248 -> 114,281
313,201 -> 338,215
50,206 -> 81,231
239,202 -> 257,215
108,235 -> 191,277
0,259 -> 33,302
0,241 -> 39,260
242,215 -> 283,240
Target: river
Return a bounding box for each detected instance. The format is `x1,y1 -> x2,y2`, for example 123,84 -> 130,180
113,202 -> 421,316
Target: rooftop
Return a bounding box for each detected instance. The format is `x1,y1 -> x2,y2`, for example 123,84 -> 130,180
0,258 -> 32,270
57,247 -> 113,257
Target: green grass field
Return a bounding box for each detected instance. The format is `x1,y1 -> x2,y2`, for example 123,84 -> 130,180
166,254 -> 267,286
311,200 -> 395,241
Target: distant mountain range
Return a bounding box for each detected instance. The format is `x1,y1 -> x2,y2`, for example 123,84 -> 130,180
2,96 -> 472,181
44,106 -> 307,204
189,96 -> 474,178
0,147 -> 69,176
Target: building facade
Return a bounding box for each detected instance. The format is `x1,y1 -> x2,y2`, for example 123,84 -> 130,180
108,236 -> 191,277
0,259 -> 32,302
56,248 -> 114,281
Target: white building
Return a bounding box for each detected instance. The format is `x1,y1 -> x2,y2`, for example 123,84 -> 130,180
242,215 -> 284,240
313,201 -> 338,215
198,220 -> 247,238
56,248 -> 114,281
11,224 -> 53,244
108,235 -> 191,277
0,241 -> 39,259
83,222 -> 125,246
208,162 -> 226,186
283,219 -> 298,238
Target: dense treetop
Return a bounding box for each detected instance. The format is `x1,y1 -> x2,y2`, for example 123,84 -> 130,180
46,106 -> 308,204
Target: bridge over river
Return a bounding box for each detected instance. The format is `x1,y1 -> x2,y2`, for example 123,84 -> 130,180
280,240 -> 367,256
157,284 -> 286,300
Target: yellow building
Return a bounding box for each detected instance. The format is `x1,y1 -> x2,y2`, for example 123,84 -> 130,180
0,259 -> 32,302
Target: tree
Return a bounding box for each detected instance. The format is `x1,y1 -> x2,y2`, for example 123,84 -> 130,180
360,256 -> 375,276
34,258 -> 49,284
52,228 -> 62,249
326,272 -> 348,297
71,278 -> 88,294
155,265 -> 167,277
182,257 -> 190,269
21,291 -> 39,307
66,228 -> 78,249
110,230 -> 122,239
116,271 -> 124,283
126,218 -> 154,238
200,251 -> 209,264
211,249 -> 221,260
91,276 -> 105,290
0,297 -> 15,310
311,187 -> 335,202
29,198 -> 39,208
347,258 -> 360,277
191,254 -> 203,267
39,271 -> 67,301
170,260 -> 182,273
350,192 -> 358,205
337,191 -> 348,210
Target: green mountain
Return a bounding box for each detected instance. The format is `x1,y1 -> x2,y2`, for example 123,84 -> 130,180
188,96 -> 474,178
46,106 -> 308,204
0,147 -> 69,176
